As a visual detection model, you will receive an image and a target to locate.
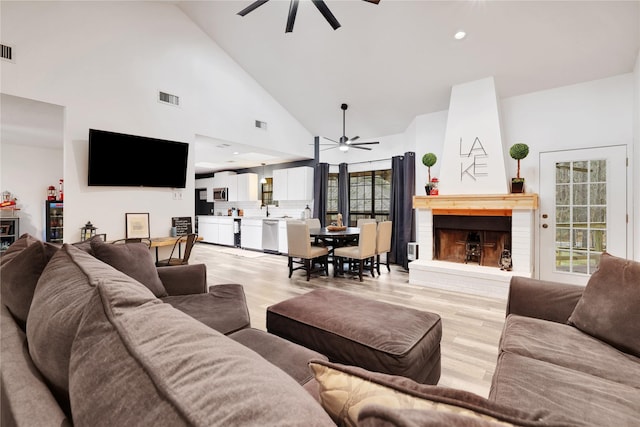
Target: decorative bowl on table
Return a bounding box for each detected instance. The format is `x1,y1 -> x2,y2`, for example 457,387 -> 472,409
326,225 -> 347,231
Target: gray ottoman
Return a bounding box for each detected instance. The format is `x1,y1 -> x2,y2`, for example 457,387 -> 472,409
266,288 -> 442,384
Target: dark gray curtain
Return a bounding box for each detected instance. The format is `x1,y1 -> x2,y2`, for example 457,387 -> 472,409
338,163 -> 349,227
389,152 -> 415,270
313,162 -> 329,226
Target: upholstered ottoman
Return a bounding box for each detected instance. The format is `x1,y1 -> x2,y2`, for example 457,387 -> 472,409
266,288 -> 442,384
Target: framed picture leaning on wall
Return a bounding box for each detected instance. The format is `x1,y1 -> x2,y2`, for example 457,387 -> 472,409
125,213 -> 150,239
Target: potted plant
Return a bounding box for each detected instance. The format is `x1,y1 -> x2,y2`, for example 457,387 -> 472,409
509,142 -> 529,193
422,153 -> 437,195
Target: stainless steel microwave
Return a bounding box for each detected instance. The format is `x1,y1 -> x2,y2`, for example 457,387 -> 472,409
213,188 -> 228,202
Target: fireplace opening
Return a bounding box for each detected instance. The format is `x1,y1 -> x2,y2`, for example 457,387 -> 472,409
433,215 -> 511,268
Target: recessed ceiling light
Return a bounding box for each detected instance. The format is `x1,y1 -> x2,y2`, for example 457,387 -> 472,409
454,31 -> 466,40
233,151 -> 240,155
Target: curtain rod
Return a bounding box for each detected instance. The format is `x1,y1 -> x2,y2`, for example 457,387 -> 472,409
327,157 -> 393,167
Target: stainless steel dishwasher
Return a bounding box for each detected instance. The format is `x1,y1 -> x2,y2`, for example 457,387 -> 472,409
262,219 -> 279,253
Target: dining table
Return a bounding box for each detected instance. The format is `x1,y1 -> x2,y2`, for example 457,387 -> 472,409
149,235 -> 203,262
309,227 -> 360,276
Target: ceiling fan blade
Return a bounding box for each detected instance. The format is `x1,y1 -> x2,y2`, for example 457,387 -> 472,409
362,0 -> 380,3
311,0 -> 341,30
351,141 -> 380,146
351,145 -> 372,151
237,0 -> 269,16
320,146 -> 339,151
349,136 -> 360,142
285,0 -> 299,33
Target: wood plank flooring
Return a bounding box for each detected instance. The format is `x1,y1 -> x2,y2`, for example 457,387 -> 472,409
190,242 -> 507,398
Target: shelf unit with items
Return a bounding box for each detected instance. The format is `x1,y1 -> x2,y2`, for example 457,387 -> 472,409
0,216 -> 20,253
45,200 -> 64,243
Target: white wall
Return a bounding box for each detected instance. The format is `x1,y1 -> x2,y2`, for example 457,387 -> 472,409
1,1 -> 313,242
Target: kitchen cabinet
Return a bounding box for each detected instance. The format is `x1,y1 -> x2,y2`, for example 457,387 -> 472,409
197,217 -> 218,244
273,166 -> 313,201
241,218 -> 262,250
228,173 -> 258,202
197,216 -> 234,246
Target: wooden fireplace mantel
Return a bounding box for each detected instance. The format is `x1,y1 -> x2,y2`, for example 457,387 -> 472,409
413,193 -> 539,216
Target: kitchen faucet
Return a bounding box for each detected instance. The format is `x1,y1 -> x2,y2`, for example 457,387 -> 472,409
261,203 -> 270,217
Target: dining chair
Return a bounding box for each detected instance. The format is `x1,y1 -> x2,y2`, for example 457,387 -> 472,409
286,221 -> 329,281
333,222 -> 376,282
112,237 -> 152,248
305,218 -> 323,246
356,218 -> 376,228
375,221 -> 392,274
155,233 -> 197,267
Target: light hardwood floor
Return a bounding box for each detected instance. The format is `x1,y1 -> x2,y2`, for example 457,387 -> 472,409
190,242 -> 507,398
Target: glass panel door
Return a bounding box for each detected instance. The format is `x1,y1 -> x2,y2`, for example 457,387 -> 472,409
539,146 -> 626,285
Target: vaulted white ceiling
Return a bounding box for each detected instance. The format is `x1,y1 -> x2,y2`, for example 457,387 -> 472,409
179,0 -> 639,147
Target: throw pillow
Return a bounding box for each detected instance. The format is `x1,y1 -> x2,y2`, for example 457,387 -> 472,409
69,279 -> 335,426
568,252 -> 640,357
90,238 -> 168,297
0,240 -> 58,329
0,233 -> 41,266
27,244 -> 152,416
309,360 -> 577,427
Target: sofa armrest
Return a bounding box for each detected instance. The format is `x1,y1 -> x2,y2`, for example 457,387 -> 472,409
506,276 -> 584,324
157,263 -> 207,296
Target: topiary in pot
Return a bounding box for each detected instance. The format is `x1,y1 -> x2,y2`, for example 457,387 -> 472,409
422,153 -> 437,195
509,143 -> 529,193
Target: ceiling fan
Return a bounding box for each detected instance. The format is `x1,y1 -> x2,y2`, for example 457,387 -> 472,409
237,0 -> 380,33
320,104 -> 380,152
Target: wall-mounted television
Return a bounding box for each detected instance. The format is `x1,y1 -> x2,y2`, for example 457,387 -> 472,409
88,129 -> 189,188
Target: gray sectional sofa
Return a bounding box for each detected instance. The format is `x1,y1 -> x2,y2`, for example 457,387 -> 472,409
1,234 -> 638,426
490,256 -> 640,427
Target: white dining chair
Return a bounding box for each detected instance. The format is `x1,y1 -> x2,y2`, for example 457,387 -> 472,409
286,221 -> 329,281
375,221 -> 392,274
333,222 -> 376,282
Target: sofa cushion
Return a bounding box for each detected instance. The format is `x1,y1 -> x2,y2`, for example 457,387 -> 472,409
229,327 -> 328,386
91,238 -> 168,297
68,277 -> 335,426
310,360 -> 576,427
0,233 -> 41,266
568,252 -> 640,357
161,284 -> 250,334
500,314 -> 640,388
0,240 -> 58,329
26,244 -> 144,414
0,305 -> 71,427
489,352 -> 640,427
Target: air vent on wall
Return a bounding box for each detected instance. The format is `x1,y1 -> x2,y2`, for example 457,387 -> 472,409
1,44 -> 14,62
255,120 -> 267,130
159,91 -> 179,106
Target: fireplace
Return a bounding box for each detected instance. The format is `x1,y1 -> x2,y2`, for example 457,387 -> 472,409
433,215 -> 511,268
409,194 -> 538,299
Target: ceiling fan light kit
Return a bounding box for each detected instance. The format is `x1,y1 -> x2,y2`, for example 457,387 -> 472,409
238,0 -> 380,33
319,103 -> 380,152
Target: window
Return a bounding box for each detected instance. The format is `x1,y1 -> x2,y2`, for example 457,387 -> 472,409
326,173 -> 339,225
326,169 -> 391,226
349,170 -> 391,226
261,178 -> 273,206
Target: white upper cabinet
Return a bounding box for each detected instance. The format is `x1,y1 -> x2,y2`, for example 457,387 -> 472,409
228,173 -> 258,202
273,166 -> 313,201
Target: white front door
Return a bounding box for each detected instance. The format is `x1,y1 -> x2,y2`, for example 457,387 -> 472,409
538,146 -> 627,285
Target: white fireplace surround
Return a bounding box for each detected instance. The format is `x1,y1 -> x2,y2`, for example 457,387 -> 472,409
409,194 -> 538,299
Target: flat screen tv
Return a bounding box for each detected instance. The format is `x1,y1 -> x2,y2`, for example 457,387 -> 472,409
88,129 -> 189,188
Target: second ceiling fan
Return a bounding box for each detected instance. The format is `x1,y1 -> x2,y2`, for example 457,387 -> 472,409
321,104 -> 380,152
